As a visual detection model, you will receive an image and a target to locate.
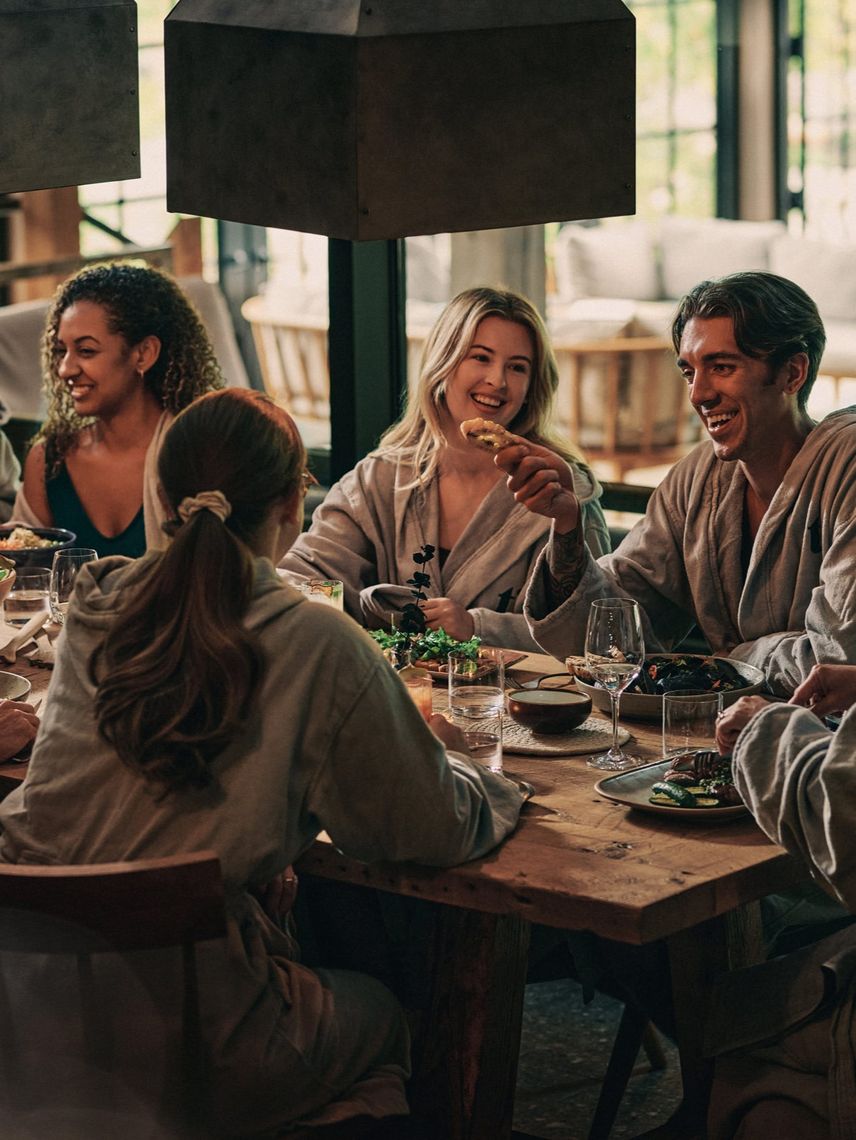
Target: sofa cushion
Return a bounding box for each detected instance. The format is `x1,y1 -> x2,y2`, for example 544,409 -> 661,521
553,222 -> 661,303
660,217 -> 786,300
547,297 -> 638,342
817,320 -> 856,378
769,236 -> 856,324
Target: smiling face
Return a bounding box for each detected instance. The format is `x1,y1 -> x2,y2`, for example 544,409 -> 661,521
441,316 -> 533,436
54,300 -> 153,419
677,315 -> 808,469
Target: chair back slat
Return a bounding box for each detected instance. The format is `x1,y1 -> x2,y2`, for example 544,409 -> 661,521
0,851 -> 226,954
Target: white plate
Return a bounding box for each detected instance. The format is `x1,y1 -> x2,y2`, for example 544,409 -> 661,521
595,757 -> 747,820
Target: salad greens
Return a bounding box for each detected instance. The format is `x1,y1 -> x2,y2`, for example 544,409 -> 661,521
370,627 -> 481,663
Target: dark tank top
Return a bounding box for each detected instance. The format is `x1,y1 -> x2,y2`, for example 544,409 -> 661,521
46,463 -> 146,558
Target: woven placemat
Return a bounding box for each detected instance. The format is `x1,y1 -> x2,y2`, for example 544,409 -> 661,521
500,715 -> 631,757
432,691 -> 630,757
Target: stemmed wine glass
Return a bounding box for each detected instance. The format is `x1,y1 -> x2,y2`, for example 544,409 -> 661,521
49,547 -> 98,627
585,597 -> 645,771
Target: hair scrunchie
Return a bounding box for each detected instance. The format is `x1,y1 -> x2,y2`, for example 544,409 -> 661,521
177,490 -> 232,524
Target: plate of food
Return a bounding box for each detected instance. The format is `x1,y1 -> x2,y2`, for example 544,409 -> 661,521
595,751 -> 747,820
0,526 -> 77,569
571,653 -> 765,721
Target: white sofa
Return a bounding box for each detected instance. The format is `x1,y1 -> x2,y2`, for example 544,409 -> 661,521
550,216 -> 856,402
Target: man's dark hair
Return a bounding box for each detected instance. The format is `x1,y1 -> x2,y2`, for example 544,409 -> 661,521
671,271 -> 826,410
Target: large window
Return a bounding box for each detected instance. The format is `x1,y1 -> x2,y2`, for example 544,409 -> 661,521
788,0 -> 856,240
79,2 -> 175,253
632,0 -> 718,220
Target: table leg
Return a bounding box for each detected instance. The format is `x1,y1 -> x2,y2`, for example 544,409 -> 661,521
632,901 -> 765,1140
409,905 -> 530,1140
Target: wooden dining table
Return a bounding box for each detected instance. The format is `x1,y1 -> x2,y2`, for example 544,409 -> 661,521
0,649 -> 810,1139
296,651 -> 810,1140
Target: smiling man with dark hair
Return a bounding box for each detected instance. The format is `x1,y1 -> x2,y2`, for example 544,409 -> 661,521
496,270 -> 856,697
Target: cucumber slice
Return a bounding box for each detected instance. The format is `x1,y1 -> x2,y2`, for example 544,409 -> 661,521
695,797 -> 722,808
650,781 -> 698,808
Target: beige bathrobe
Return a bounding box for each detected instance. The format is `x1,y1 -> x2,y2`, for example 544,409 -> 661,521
0,555 -> 524,1135
281,451 -> 610,652
527,407 -> 856,695
706,703 -> 856,1139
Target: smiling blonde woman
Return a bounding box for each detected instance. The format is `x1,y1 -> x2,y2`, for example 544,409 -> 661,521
280,285 -> 609,651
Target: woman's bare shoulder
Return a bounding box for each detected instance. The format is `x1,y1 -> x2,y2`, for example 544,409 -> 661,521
22,440 -> 52,523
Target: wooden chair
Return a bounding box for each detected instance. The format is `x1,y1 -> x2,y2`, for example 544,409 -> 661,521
0,851 -> 226,1136
554,335 -> 699,481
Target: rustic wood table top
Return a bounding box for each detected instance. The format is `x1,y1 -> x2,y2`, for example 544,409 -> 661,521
299,652 -> 805,947
297,650 -> 810,1140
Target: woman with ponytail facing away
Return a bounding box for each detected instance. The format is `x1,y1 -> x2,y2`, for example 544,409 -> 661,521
0,389 -> 523,1138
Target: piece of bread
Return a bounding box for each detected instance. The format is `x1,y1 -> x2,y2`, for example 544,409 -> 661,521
459,417 -> 516,451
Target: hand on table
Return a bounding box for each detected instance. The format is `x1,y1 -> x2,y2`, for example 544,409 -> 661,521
715,696 -> 772,755
420,598 -> 474,641
790,664 -> 856,717
254,865 -> 299,921
0,699 -> 40,762
428,714 -> 471,756
495,441 -> 580,534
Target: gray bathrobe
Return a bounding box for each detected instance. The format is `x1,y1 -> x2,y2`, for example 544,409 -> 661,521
705,702 -> 856,1139
281,451 -> 610,652
527,406 -> 856,695
0,555 -> 524,1135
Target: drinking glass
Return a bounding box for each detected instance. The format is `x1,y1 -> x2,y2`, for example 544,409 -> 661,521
49,548 -> 98,625
663,690 -> 723,758
4,567 -> 50,628
401,669 -> 433,722
585,598 -> 645,771
297,578 -> 344,611
447,647 -> 505,773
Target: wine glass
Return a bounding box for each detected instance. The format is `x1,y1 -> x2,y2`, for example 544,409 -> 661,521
584,598 -> 644,771
49,547 -> 98,626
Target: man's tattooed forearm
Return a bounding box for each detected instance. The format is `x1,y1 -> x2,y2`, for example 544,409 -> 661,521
544,526 -> 586,606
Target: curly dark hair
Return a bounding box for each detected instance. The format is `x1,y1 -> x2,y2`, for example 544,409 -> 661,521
37,262 -> 225,471
671,271 -> 826,410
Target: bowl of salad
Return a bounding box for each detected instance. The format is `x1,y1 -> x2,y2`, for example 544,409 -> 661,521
0,525 -> 77,569
570,652 -> 766,721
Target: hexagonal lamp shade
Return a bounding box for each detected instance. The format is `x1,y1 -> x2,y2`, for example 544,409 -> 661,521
165,0 -> 635,240
0,0 -> 139,194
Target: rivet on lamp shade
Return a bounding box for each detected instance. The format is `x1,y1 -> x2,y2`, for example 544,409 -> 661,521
0,0 -> 140,195
165,0 -> 635,241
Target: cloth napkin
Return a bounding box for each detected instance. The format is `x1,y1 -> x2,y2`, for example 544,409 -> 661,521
0,611 -> 50,664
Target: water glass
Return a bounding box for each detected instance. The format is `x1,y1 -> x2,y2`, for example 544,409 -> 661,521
50,547 -> 98,625
4,567 -> 50,628
662,689 -> 723,758
447,647 -> 505,773
298,578 -> 344,611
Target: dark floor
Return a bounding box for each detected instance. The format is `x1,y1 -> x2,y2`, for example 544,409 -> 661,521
513,979 -> 683,1139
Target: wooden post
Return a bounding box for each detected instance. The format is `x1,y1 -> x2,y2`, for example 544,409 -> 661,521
169,216 -> 204,279
9,189 -> 82,302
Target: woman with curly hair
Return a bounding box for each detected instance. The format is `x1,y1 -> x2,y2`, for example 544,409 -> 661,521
281,285 -> 609,651
14,261 -> 223,556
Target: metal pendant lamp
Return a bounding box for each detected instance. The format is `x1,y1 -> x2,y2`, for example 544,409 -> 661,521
0,0 -> 140,194
165,0 -> 635,240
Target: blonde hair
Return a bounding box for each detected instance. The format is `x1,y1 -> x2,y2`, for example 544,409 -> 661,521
377,286 -> 581,481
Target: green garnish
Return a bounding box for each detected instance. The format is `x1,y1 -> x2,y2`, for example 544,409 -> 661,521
370,627 -> 481,663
